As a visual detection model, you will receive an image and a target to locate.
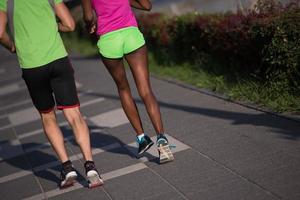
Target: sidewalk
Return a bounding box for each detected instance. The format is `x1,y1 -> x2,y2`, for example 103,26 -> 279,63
0,47 -> 300,200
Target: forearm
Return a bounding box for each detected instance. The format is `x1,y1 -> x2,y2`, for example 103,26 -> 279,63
54,3 -> 75,32
81,0 -> 94,23
0,31 -> 15,52
58,22 -> 74,32
0,11 -> 14,52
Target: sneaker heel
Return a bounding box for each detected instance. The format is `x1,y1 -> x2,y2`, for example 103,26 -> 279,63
87,171 -> 104,189
158,144 -> 174,164
60,172 -> 77,189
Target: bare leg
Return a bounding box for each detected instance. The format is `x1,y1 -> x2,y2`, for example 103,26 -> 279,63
63,107 -> 93,161
101,57 -> 144,135
125,46 -> 164,134
40,111 -> 69,162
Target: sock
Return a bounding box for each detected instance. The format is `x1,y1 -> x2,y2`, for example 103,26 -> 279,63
85,160 -> 94,166
157,133 -> 165,138
62,160 -> 72,170
84,160 -> 95,169
137,133 -> 145,142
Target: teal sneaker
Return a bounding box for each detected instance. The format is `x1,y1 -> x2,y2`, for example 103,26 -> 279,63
157,134 -> 174,164
137,135 -> 154,155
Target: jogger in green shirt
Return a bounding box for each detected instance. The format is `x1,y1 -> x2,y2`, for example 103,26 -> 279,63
0,0 -> 103,189
1,0 -> 67,68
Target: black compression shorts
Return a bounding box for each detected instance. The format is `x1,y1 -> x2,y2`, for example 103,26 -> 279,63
22,57 -> 80,113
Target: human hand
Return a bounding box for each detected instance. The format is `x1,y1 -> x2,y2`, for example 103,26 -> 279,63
85,19 -> 97,34
10,43 -> 16,53
89,23 -> 96,34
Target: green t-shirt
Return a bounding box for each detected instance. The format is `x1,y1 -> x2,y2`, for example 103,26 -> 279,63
0,0 -> 67,68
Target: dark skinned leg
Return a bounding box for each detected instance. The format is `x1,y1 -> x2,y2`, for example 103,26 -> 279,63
101,57 -> 144,135
124,46 -> 164,134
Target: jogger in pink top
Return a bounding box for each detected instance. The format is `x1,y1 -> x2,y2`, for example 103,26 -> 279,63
81,0 -> 174,164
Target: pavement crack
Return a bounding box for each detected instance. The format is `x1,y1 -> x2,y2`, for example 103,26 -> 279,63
191,148 -> 283,200
102,187 -> 114,200
147,166 -> 190,200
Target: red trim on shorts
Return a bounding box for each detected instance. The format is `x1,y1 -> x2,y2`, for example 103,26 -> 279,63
57,103 -> 80,110
39,107 -> 54,113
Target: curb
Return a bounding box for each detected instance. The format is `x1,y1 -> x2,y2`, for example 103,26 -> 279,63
150,74 -> 300,124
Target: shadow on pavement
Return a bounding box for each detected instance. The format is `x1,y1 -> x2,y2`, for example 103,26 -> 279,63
0,124 -> 157,186
77,90 -> 300,140
62,125 -> 158,163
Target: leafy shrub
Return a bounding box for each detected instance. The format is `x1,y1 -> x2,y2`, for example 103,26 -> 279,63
137,0 -> 300,93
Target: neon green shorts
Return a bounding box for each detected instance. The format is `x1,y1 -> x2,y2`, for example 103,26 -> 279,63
97,27 -> 146,59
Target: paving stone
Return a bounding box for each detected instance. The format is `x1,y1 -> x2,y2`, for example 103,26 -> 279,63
20,132 -> 58,151
186,179 -> 276,200
0,88 -> 30,107
102,123 -> 136,145
0,127 -> 17,141
0,174 -> 42,200
0,117 -> 9,128
1,101 -> 33,114
104,168 -> 183,200
146,149 -> 276,200
0,155 -> 31,177
14,120 -> 43,137
26,147 -> 73,168
66,128 -> 123,155
80,99 -> 118,119
49,186 -> 110,200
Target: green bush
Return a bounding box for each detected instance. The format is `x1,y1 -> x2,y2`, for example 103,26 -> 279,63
137,1 -> 300,93
259,8 -> 300,91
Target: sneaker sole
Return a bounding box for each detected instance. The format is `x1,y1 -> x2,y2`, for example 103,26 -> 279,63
60,171 -> 77,189
138,141 -> 154,155
87,170 -> 104,188
158,144 -> 174,164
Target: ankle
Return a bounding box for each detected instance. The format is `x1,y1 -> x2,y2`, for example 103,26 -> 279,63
61,160 -> 73,171
137,133 -> 147,144
84,160 -> 94,165
157,133 -> 165,138
84,160 -> 97,173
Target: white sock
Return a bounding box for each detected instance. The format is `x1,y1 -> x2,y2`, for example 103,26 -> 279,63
137,133 -> 145,141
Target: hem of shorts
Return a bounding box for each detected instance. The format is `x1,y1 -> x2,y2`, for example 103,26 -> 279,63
100,52 -> 124,60
124,42 -> 146,56
57,104 -> 80,110
99,26 -> 138,37
39,107 -> 55,113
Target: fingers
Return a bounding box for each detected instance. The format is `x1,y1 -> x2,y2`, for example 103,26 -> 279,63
85,21 -> 96,34
90,24 -> 96,34
10,43 -> 16,53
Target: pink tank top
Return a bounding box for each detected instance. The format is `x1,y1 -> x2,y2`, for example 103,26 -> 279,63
91,0 -> 138,36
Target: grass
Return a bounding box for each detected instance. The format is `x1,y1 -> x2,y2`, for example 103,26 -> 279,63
148,54 -> 300,114
61,35 -> 300,114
